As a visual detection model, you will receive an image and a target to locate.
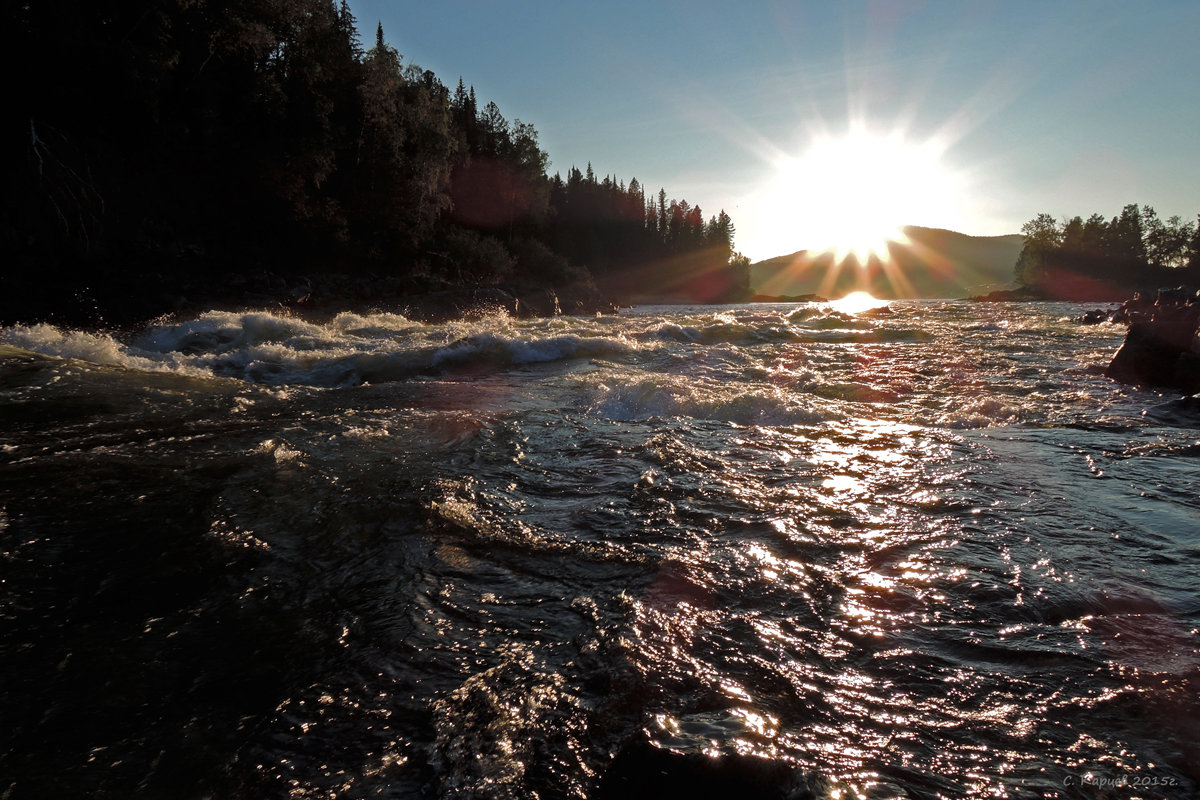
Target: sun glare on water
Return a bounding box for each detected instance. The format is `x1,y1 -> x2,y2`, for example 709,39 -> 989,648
830,290 -> 887,315
751,126 -> 963,263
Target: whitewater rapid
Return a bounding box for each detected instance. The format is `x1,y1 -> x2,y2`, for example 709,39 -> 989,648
2,301 -> 1198,798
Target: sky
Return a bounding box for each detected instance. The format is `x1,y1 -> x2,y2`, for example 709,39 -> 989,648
349,0 -> 1200,262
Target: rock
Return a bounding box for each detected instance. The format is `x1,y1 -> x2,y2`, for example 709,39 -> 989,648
1106,320 -> 1200,393
1076,308 -> 1111,325
511,287 -> 561,318
1104,287 -> 1200,393
400,287 -> 518,323
555,282 -> 620,315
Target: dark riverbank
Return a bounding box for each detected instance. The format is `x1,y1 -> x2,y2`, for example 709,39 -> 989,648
968,283 -> 1133,303
0,261 -> 619,331
4,4 -> 744,337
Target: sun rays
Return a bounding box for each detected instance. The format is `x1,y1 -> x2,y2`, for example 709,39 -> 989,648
755,124 -> 963,262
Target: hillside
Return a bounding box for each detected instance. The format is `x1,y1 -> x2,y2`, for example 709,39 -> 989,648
751,226 -> 1023,299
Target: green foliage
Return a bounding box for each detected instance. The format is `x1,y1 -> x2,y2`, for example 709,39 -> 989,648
1014,212 -> 1060,285
1014,205 -> 1200,293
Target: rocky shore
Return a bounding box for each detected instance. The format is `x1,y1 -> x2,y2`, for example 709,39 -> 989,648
967,286 -> 1053,302
1099,288 -> 1200,394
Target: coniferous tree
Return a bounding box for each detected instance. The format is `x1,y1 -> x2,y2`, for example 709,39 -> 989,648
2,3 -> 748,319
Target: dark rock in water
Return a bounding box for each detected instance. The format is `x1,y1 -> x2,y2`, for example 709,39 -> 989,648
508,285 -> 561,318
396,282 -> 617,323
556,281 -> 621,315
1106,320 -> 1200,394
401,287 -> 519,324
596,739 -> 813,800
1077,308 -> 1112,325
1104,287 -> 1200,393
1144,395 -> 1200,427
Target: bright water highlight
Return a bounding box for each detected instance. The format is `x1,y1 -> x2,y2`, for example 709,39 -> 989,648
2,302 -> 1198,798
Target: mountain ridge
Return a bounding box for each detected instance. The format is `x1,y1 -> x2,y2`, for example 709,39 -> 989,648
751,225 -> 1024,299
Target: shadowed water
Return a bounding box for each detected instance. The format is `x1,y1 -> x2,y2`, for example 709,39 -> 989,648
2,302 -> 1198,798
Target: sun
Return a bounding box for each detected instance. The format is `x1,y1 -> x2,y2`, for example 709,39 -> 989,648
749,126 -> 963,263
830,290 -> 887,315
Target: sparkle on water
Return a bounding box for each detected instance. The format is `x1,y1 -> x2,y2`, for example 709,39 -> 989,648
1,302 -> 1198,798
829,290 -> 888,315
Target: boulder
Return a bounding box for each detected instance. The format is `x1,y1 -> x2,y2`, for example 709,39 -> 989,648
1106,320 -> 1200,393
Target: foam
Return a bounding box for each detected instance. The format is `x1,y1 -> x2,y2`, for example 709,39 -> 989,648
589,376 -> 838,427
0,323 -> 205,376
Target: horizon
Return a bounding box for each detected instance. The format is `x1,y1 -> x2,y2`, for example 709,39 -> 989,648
751,223 -> 1025,264
351,0 -> 1200,262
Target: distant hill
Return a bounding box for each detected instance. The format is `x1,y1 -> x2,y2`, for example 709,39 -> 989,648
751,226 -> 1024,299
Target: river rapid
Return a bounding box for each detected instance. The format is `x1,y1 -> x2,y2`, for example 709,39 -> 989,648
2,301 -> 1198,799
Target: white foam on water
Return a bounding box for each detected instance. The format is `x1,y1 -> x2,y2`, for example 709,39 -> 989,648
0,323 -> 208,377
2,310 -> 639,388
431,331 -> 635,370
588,375 -> 838,427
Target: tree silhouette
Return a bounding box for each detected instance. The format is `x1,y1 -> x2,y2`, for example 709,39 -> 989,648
1,0 -> 749,322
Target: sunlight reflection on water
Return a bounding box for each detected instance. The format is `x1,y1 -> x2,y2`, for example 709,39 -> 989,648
2,302 -> 1198,798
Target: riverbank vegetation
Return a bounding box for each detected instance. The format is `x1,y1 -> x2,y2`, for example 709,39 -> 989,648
2,1 -> 748,325
1012,205 -> 1200,300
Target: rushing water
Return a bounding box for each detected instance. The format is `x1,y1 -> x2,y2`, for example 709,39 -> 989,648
2,301 -> 1198,799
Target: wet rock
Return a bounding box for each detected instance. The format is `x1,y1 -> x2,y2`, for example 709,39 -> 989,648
1105,287 -> 1200,393
1077,308 -> 1111,325
510,286 -> 561,318
554,282 -> 620,316
1106,320 -> 1200,394
400,287 -> 518,324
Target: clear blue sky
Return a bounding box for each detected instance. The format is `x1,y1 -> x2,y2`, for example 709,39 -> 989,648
350,0 -> 1200,261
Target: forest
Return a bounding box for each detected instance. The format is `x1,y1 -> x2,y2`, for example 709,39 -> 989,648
1013,204 -> 1200,300
1,0 -> 749,324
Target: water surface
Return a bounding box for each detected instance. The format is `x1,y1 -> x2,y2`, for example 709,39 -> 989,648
2,301 -> 1197,798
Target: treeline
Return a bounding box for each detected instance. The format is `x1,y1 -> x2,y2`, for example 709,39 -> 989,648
1015,204 -> 1200,298
2,0 -> 747,316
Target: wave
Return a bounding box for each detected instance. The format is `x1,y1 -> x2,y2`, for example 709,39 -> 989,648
0,323 -> 208,377
1,311 -> 636,388
637,318 -> 929,348
588,375 -> 838,426
431,331 -> 634,370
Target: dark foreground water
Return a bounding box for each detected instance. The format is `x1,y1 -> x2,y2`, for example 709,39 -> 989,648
2,301 -> 1198,799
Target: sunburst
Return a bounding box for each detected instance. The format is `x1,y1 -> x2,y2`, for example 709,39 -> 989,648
751,125 -> 964,265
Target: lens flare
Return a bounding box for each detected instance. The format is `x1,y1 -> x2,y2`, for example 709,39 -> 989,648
749,125 -> 965,264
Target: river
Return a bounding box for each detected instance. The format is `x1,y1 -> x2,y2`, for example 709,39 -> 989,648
2,301 -> 1197,798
